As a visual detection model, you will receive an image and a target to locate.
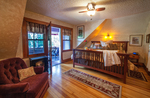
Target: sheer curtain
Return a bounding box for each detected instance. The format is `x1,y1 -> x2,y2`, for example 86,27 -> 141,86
27,22 -> 46,33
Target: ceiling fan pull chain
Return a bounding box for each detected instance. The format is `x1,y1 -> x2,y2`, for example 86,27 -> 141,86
90,16 -> 92,20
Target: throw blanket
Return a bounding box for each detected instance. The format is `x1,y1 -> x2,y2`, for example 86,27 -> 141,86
103,50 -> 121,66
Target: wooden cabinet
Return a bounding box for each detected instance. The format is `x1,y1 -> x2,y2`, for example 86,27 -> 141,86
30,56 -> 48,72
129,54 -> 139,65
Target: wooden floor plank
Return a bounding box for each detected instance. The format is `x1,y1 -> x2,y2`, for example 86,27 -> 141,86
43,61 -> 150,98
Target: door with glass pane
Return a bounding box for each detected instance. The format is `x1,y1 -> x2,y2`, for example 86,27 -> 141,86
47,22 -> 52,74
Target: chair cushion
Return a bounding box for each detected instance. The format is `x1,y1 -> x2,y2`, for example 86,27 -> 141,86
0,82 -> 29,94
20,72 -> 48,98
18,66 -> 36,81
0,58 -> 28,84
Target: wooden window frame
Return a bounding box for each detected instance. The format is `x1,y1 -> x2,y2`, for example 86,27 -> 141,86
62,29 -> 73,52
22,17 -> 49,58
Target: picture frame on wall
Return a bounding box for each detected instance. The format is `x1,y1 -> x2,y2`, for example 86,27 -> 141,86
129,35 -> 143,46
146,34 -> 150,43
77,25 -> 84,38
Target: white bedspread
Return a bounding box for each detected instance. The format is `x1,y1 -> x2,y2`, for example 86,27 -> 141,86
71,50 -> 121,67
102,50 -> 121,66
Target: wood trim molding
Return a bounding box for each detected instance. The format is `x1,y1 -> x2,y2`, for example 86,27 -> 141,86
51,24 -> 73,30
61,58 -> 72,63
91,41 -> 129,43
22,20 -> 28,58
143,63 -> 150,76
24,17 -> 49,26
62,50 -> 72,52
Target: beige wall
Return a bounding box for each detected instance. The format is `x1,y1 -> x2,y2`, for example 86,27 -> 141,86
0,0 -> 27,59
76,19 -> 105,46
77,19 -> 107,48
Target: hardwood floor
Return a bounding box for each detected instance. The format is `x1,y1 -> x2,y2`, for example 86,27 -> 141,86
43,61 -> 150,98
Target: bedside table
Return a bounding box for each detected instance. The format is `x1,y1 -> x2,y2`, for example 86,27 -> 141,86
129,54 -> 139,66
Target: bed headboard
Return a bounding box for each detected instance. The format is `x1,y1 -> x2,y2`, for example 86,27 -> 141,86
91,41 -> 128,53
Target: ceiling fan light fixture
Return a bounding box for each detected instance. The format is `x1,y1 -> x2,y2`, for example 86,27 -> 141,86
87,10 -> 95,16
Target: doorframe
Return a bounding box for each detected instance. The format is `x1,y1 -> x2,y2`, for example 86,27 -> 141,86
51,24 -> 73,62
51,26 -> 61,63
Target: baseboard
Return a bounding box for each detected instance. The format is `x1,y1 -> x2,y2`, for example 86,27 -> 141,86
62,58 -> 71,63
143,63 -> 150,76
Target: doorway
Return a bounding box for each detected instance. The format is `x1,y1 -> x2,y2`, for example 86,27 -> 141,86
51,26 -> 61,66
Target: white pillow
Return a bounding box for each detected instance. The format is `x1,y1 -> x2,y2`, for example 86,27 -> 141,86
18,66 -> 36,81
100,41 -> 107,47
100,40 -> 113,47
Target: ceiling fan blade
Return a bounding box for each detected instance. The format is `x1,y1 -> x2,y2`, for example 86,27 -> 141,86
96,8 -> 105,11
79,11 -> 87,13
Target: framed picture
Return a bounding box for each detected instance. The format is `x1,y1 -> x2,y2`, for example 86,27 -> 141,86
146,34 -> 150,43
129,35 -> 143,46
77,25 -> 84,38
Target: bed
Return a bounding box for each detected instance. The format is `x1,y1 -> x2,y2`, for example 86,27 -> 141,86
73,41 -> 129,83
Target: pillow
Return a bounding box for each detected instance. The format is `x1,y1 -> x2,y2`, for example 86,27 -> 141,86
128,60 -> 138,71
100,40 -> 113,46
18,66 -> 36,81
100,41 -> 107,47
94,43 -> 101,46
94,43 -> 101,49
90,43 -> 101,49
109,44 -> 118,50
90,43 -> 94,48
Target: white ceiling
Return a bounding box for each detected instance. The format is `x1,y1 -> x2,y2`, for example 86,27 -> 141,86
26,0 -> 150,25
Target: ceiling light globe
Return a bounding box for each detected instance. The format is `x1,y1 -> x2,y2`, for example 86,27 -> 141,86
87,11 -> 95,16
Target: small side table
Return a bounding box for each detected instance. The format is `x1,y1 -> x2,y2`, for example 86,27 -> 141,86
129,54 -> 139,66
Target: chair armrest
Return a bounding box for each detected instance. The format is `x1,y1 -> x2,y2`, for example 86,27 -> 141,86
0,82 -> 29,94
34,66 -> 44,74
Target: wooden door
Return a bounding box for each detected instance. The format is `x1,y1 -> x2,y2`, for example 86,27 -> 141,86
47,22 -> 52,74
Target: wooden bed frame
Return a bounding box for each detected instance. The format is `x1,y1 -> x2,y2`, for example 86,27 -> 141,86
73,41 -> 129,83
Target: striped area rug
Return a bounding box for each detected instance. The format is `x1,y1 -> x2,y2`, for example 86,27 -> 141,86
128,70 -> 147,82
64,69 -> 122,98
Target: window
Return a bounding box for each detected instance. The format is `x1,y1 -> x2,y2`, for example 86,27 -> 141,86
22,18 -> 48,58
62,29 -> 72,51
26,22 -> 46,56
28,32 -> 44,55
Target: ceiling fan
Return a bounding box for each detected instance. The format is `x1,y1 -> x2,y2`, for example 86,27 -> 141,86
79,3 -> 105,17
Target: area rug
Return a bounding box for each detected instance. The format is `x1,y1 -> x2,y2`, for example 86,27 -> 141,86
128,70 -> 147,82
63,69 -> 122,98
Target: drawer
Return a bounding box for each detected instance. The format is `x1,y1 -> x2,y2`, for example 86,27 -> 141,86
129,54 -> 139,59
